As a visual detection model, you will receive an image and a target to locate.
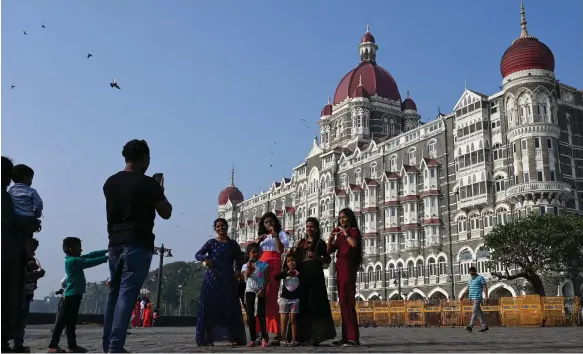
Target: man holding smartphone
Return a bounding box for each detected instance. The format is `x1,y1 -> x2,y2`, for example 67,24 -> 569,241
102,139 -> 172,353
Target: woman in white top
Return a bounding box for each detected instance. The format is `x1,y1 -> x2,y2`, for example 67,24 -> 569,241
255,212 -> 289,346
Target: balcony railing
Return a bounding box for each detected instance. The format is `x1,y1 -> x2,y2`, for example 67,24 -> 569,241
506,181 -> 571,200
457,194 -> 493,209
384,190 -> 399,203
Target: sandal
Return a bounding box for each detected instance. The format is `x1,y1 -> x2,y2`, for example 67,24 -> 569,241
261,339 -> 269,348
343,340 -> 359,347
290,341 -> 300,347
247,341 -> 256,347
269,339 -> 280,346
331,340 -> 345,346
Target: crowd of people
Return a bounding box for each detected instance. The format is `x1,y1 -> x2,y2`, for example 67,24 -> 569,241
193,209 -> 363,347
1,139 -> 174,353
1,138 -> 495,352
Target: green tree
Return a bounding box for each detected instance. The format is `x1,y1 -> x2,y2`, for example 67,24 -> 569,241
142,261 -> 205,315
485,213 -> 583,297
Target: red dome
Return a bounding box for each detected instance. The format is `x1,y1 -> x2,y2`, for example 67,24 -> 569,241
218,186 -> 244,205
333,62 -> 401,105
500,37 -> 555,78
361,32 -> 375,43
402,97 -> 417,111
320,102 -> 332,117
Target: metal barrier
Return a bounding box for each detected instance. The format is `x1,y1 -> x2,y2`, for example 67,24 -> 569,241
326,296 -> 575,327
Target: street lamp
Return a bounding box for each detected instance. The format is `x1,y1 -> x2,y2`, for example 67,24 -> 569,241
178,285 -> 183,316
393,269 -> 402,300
442,116 -> 456,299
153,244 -> 173,313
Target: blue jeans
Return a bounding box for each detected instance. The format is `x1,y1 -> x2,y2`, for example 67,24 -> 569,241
102,246 -> 152,353
469,299 -> 486,329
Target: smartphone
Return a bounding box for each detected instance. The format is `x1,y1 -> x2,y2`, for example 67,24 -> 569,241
152,173 -> 164,185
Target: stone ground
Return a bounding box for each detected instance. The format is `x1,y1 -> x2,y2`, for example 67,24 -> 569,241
22,325 -> 583,353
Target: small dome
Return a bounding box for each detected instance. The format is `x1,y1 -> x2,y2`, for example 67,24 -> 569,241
218,167 -> 244,205
402,91 -> 417,111
500,37 -> 554,78
361,32 -> 375,43
320,97 -> 333,117
500,3 -> 555,78
218,186 -> 243,205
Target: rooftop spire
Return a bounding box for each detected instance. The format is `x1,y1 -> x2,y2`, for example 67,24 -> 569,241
366,22 -> 370,33
358,74 -> 363,87
229,166 -> 235,186
520,2 -> 529,38
327,96 -> 331,105
406,90 -> 410,98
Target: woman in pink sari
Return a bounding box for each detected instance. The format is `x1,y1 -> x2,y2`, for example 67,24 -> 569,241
255,212 -> 289,346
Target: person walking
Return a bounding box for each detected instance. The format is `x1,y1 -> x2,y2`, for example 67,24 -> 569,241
327,208 -> 363,347
194,218 -> 246,346
460,266 -> 489,332
102,139 -> 173,353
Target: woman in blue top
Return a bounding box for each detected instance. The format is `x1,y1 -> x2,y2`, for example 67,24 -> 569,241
195,218 -> 246,346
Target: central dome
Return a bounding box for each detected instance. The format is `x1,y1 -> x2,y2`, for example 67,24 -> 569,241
333,62 -> 401,105
333,28 -> 401,105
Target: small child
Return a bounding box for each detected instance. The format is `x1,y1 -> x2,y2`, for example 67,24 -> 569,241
275,252 -> 301,346
13,238 -> 45,353
241,242 -> 269,348
152,310 -> 159,327
8,164 -> 43,236
47,237 -> 108,353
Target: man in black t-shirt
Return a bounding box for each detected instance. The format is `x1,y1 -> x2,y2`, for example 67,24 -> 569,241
102,140 -> 172,353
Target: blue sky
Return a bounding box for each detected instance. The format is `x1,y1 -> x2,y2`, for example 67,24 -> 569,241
2,0 -> 582,297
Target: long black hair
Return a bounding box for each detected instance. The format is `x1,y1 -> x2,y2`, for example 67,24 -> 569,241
305,217 -> 322,253
257,212 -> 282,236
337,208 -> 363,267
213,218 -> 228,230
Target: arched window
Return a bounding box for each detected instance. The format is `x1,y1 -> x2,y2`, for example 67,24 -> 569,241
428,258 -> 436,276
416,259 -> 424,277
457,216 -> 467,233
492,143 -> 502,161
428,140 -> 436,157
469,213 -> 481,230
495,175 -> 506,192
458,248 -> 474,275
408,148 -> 417,165
370,163 -> 377,179
406,260 -> 414,279
482,211 -> 494,228
375,265 -> 382,282
390,119 -> 396,135
437,256 -> 447,275
496,207 -> 508,225
506,97 -> 516,127
382,116 -> 389,135
390,156 -> 397,171
476,246 -> 490,274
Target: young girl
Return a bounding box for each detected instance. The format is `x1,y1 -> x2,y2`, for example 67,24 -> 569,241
242,243 -> 269,348
275,253 -> 301,346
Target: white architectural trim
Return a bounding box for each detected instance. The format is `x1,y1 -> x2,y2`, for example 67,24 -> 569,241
367,291 -> 382,300
387,290 -> 405,300
489,282 -> 517,297
407,288 -> 427,299
355,293 -> 366,301
427,286 -> 450,299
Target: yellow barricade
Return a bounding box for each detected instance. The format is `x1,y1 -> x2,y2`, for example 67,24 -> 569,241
357,301 -> 375,326
541,296 -> 565,326
519,295 -> 542,326
389,300 -> 407,326
406,300 -> 425,326
500,297 -> 521,327
373,301 -> 391,326
330,301 -> 342,327
441,300 -> 462,326
424,300 -> 442,327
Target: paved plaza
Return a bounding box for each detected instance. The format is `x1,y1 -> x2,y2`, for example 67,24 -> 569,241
22,325 -> 583,352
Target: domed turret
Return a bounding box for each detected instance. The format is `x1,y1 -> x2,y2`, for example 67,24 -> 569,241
402,90 -> 417,111
500,3 -> 555,78
218,167 -> 244,206
320,96 -> 333,118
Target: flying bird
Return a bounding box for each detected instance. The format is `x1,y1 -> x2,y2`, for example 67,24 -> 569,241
11,85 -> 15,90
300,118 -> 306,122
110,78 -> 120,89
270,164 -> 273,168
41,24 -> 46,28
23,30 -> 27,35
87,53 -> 93,59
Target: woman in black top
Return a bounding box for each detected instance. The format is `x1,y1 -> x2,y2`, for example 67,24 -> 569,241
290,217 -> 336,346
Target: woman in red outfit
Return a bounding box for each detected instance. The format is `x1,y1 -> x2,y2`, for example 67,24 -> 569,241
255,212 -> 289,346
327,208 -> 362,347
130,299 -> 141,328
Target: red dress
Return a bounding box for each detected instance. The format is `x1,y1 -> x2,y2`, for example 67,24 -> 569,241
334,228 -> 360,342
131,301 -> 141,327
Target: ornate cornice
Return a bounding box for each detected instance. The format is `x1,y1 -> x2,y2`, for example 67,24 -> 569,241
506,123 -> 560,141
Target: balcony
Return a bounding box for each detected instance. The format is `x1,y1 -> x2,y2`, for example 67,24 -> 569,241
470,229 -> 484,239
405,239 -> 420,249
506,181 -> 572,202
365,246 -> 379,255
457,194 -> 493,210
384,189 -> 399,205
493,159 -> 505,170
364,223 -> 378,234
364,198 -> 378,210
426,235 -> 441,246
386,243 -> 399,254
